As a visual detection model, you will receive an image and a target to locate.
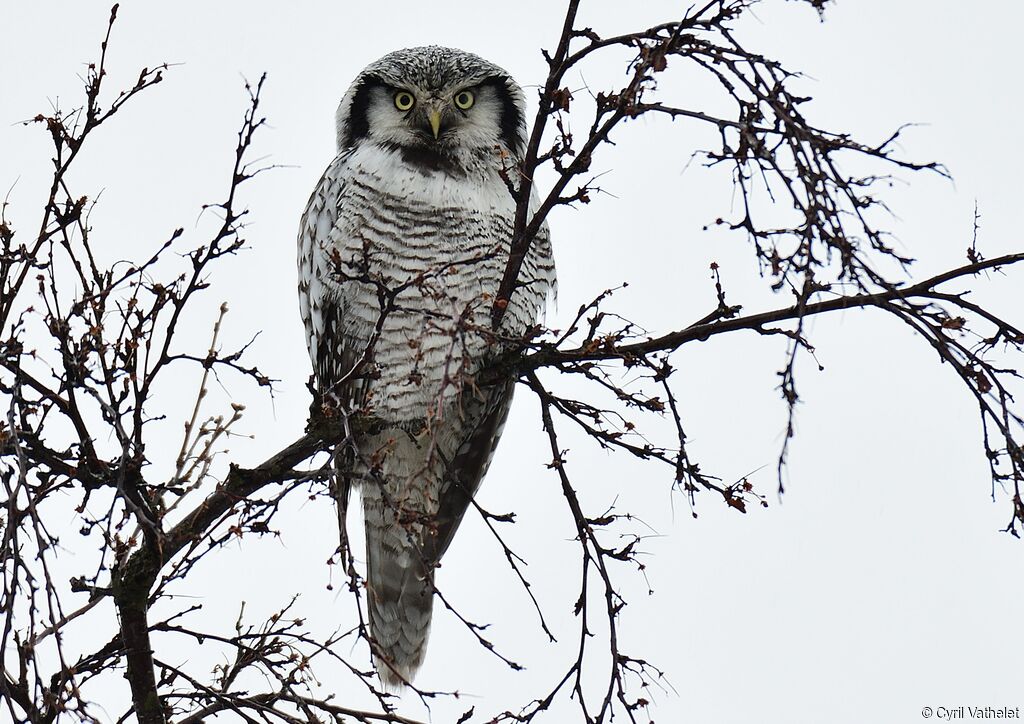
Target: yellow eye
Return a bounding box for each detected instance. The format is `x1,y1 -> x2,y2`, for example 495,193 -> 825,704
454,90 -> 475,110
394,91 -> 415,111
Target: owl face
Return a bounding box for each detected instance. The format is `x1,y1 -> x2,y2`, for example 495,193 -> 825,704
336,46 -> 528,163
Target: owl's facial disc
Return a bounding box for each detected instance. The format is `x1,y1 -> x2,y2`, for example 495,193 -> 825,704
337,48 -> 528,158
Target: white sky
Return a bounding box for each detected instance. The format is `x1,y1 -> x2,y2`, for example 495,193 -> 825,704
2,2 -> 1023,723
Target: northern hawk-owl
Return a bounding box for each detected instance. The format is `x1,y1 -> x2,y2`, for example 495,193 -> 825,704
297,46 -> 556,688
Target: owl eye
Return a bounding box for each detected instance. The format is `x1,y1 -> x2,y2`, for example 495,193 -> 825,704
394,91 -> 416,111
453,90 -> 475,110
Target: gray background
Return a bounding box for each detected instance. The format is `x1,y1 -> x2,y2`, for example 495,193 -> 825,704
2,2 -> 1022,722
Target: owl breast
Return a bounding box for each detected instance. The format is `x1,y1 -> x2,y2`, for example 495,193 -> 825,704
312,144 -> 547,422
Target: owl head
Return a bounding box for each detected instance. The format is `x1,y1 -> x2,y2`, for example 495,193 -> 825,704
335,46 -> 528,163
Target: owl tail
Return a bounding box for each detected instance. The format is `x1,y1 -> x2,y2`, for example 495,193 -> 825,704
363,490 -> 435,690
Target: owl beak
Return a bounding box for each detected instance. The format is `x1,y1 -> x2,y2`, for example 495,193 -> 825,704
428,110 -> 442,140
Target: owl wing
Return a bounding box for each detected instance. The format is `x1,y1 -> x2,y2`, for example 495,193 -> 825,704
426,218 -> 555,565
427,379 -> 515,565
298,157 -> 361,557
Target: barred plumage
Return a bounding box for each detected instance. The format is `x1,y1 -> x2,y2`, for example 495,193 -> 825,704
296,46 -> 555,688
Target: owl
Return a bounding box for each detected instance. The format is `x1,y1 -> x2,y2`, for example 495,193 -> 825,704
296,47 -> 556,689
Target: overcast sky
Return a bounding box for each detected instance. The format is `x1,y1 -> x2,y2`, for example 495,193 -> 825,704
3,2 -> 1023,723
